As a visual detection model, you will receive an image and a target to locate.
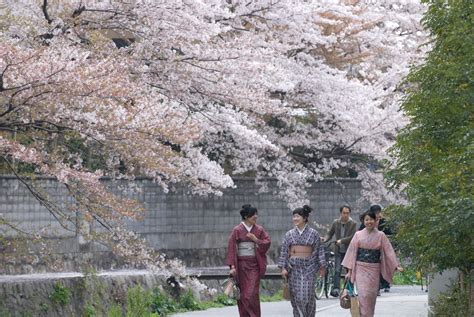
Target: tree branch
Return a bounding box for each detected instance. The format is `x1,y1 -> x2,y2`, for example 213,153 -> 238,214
3,158 -> 76,233
0,103 -> 14,118
42,0 -> 53,24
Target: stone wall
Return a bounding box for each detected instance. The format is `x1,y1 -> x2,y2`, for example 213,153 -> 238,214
1,176 -> 367,272
0,271 -> 169,317
0,269 -> 286,317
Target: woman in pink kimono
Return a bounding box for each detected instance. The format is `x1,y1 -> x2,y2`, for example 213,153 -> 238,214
226,204 -> 271,317
342,210 -> 402,317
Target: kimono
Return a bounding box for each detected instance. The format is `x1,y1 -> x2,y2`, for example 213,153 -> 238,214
278,226 -> 326,317
341,228 -> 399,317
225,223 -> 271,317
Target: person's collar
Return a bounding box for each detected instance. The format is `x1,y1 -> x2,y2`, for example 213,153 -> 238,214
340,216 -> 354,224
340,216 -> 351,224
296,224 -> 307,235
241,222 -> 253,232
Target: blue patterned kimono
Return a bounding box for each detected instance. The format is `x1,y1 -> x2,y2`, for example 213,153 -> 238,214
278,226 -> 326,317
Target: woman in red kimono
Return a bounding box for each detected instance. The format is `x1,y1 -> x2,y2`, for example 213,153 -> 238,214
342,210 -> 403,317
226,204 -> 271,317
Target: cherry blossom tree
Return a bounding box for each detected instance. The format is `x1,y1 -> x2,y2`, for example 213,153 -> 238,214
0,0 -> 427,275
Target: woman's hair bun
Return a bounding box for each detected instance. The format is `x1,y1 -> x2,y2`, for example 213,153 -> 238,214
302,205 -> 313,214
241,204 -> 252,211
292,205 -> 312,221
240,204 -> 257,220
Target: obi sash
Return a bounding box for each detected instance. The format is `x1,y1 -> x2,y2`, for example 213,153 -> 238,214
289,245 -> 313,258
237,242 -> 256,256
356,248 -> 381,263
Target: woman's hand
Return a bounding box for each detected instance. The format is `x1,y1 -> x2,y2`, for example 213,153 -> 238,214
396,266 -> 404,272
246,233 -> 258,242
319,267 -> 326,277
345,270 -> 351,280
230,266 -> 236,277
281,269 -> 289,280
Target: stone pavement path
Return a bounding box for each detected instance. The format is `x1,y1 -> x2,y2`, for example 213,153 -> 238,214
171,285 -> 428,317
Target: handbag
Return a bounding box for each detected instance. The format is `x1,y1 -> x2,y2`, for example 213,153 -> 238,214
282,279 -> 291,300
350,296 -> 360,317
339,279 -> 351,309
346,279 -> 360,317
222,277 -> 240,300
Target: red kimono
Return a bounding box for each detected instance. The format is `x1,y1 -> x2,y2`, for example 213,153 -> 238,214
225,223 -> 271,317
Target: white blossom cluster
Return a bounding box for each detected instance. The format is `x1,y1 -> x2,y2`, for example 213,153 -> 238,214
0,0 -> 427,278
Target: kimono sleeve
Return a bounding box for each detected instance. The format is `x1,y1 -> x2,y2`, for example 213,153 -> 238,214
225,228 -> 238,268
380,233 -> 399,283
278,232 -> 291,270
341,231 -> 359,276
256,226 -> 271,255
312,231 -> 326,269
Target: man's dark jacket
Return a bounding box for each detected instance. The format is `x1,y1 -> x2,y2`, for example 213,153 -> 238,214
325,218 -> 357,253
359,218 -> 393,235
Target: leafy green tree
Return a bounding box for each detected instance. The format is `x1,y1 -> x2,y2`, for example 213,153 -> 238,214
386,0 -> 473,311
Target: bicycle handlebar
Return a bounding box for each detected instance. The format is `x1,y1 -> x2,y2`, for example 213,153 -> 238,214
323,240 -> 337,248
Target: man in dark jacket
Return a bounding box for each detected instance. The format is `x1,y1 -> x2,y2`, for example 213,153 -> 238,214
323,205 -> 357,297
358,204 -> 393,236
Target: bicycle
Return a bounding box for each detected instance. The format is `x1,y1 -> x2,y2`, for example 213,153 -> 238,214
315,241 -> 338,299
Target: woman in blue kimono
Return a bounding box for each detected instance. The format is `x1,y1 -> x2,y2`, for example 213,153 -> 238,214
278,205 -> 326,317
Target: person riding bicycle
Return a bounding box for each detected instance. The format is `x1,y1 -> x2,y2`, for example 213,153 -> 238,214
322,205 -> 357,297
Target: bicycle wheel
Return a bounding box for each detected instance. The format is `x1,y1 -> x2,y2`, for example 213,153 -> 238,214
314,274 -> 325,299
325,264 -> 335,297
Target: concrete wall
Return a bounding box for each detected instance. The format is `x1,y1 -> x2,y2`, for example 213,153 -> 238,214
427,269 -> 459,316
0,176 -> 367,272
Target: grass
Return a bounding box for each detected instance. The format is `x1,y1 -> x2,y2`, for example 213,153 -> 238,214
261,289 -> 284,302
105,286 -> 241,316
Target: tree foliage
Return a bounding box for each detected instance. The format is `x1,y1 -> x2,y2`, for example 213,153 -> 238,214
386,0 -> 473,274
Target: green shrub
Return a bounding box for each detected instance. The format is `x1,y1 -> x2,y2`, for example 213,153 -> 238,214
150,288 -> 177,316
178,290 -> 202,311
126,285 -> 152,317
39,303 -> 49,313
391,265 -> 419,285
82,304 -> 96,317
81,268 -> 107,316
0,304 -> 12,317
122,285 -> 213,316
107,304 -> 123,317
214,293 -> 235,306
50,282 -> 70,306
431,281 -> 469,317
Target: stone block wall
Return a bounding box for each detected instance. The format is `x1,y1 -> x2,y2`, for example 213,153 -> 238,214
0,176 -> 368,271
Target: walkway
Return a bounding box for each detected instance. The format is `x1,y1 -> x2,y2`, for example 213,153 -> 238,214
171,285 -> 428,317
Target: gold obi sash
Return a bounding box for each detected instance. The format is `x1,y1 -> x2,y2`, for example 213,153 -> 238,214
237,242 -> 256,256
289,245 -> 312,258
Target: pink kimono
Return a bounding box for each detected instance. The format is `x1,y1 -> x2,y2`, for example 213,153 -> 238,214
226,223 -> 271,317
341,228 -> 398,317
